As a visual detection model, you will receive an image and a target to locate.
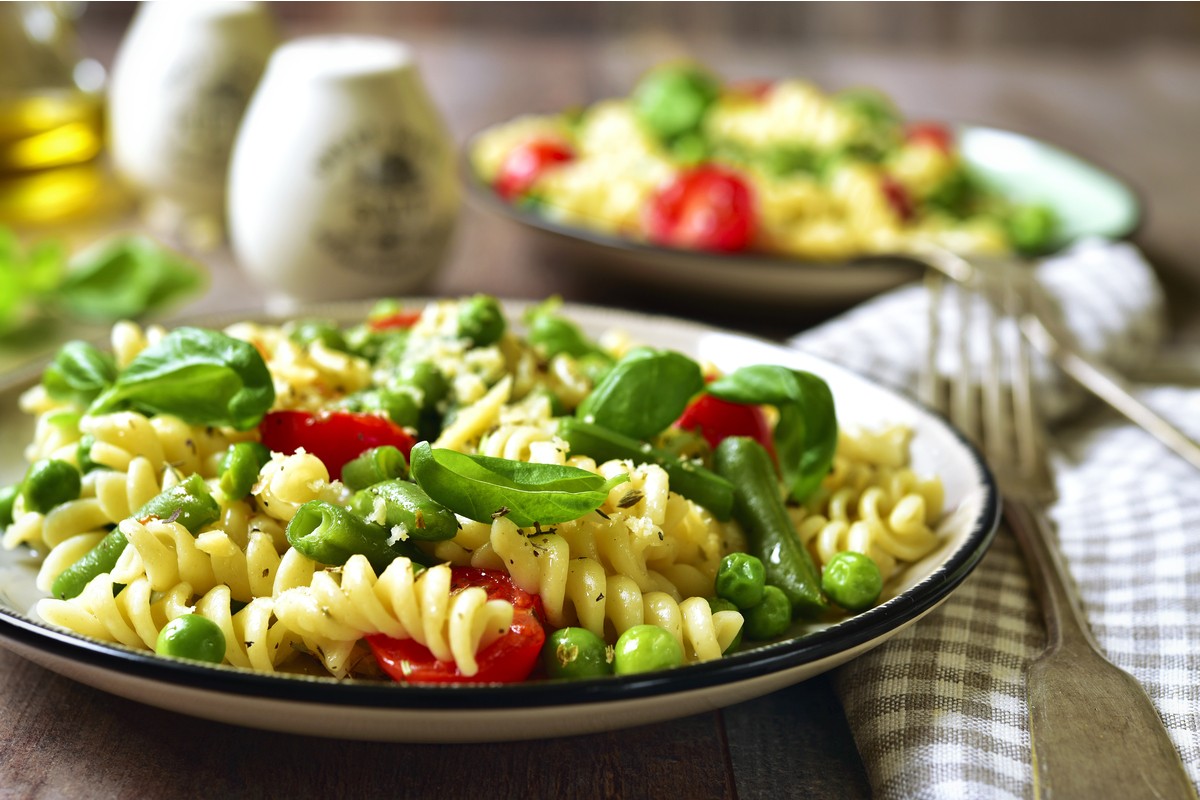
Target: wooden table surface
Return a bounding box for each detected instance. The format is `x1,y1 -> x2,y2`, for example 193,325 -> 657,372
3,6 -> 1199,798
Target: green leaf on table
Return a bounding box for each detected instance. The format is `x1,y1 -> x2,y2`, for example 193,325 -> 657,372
89,326 -> 274,430
0,229 -> 66,334
409,442 -> 629,527
55,235 -> 205,322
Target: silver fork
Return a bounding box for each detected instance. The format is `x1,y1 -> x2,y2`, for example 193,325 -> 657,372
922,255 -> 1197,800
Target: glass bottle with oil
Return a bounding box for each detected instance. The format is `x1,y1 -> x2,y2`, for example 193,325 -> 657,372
0,2 -> 111,228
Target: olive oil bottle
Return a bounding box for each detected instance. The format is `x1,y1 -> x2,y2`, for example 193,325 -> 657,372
0,3 -> 112,226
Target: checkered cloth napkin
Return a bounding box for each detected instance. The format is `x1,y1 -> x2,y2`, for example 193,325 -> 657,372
788,240 -> 1200,799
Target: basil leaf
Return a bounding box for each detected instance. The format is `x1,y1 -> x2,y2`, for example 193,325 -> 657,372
42,340 -> 117,406
409,442 -> 629,527
56,235 -> 204,322
89,327 -> 274,430
576,348 -> 704,441
707,366 -> 837,502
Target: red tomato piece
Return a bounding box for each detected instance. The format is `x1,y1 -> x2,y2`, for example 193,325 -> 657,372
493,138 -> 575,201
881,175 -> 915,222
366,567 -> 546,684
906,122 -> 954,153
258,410 -> 417,480
675,393 -> 774,457
644,165 -> 756,253
367,309 -> 423,330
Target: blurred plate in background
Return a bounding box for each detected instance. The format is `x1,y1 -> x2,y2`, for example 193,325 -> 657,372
465,125 -> 1141,310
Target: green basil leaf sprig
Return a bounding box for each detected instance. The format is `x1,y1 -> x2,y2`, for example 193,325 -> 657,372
88,327 -> 274,430
55,235 -> 205,322
42,341 -> 117,406
576,348 -> 704,441
707,366 -> 838,503
409,442 -> 629,528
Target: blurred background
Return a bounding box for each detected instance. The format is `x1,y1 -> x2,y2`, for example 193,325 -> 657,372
4,1 -> 1200,336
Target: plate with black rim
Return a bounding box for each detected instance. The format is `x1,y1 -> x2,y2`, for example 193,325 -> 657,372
464,125 -> 1141,309
0,300 -> 1000,742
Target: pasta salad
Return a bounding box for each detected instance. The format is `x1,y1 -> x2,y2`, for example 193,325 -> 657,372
470,62 -> 1058,261
1,296 -> 945,683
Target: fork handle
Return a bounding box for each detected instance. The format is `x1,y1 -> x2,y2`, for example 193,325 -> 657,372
1005,499 -> 1198,799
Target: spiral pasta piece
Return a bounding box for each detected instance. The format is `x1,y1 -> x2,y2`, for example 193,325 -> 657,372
272,556 -> 514,679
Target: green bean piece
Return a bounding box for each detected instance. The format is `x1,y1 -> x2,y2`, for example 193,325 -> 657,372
393,361 -> 450,410
613,625 -> 684,675
348,477 -> 457,541
20,459 -> 81,514
557,417 -> 733,521
0,484 -> 18,528
542,627 -> 613,680
715,552 -> 767,610
287,319 -> 349,353
155,615 -> 226,664
218,441 -> 271,499
50,528 -> 129,600
286,499 -> 431,572
49,475 -> 221,600
706,597 -> 744,654
742,585 -> 792,640
457,294 -> 507,347
138,473 -> 220,533
342,446 -> 410,492
713,436 -> 828,617
821,551 -> 884,612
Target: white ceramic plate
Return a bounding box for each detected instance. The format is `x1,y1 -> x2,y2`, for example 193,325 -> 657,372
464,125 -> 1141,309
0,301 -> 1000,742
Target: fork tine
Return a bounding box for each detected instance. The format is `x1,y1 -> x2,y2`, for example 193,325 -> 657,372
1009,271 -> 1050,485
921,269 -> 945,409
951,280 -> 981,443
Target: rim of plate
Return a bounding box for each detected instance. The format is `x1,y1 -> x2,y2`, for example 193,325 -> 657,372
0,300 -> 1001,710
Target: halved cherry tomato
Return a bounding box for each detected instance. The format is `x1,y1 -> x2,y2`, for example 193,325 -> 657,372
906,122 -> 954,153
367,567 -> 546,684
645,165 -> 756,253
881,175 -> 914,222
368,309 -> 423,330
258,410 -> 417,480
675,393 -> 774,457
494,138 -> 575,201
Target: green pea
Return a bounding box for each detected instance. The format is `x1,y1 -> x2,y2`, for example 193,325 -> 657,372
20,459 -> 81,514
287,319 -> 349,353
742,585 -> 791,640
613,625 -> 684,675
542,627 -> 613,680
707,597 -> 744,654
821,551 -> 883,612
715,552 -> 767,610
457,294 -> 506,348
577,351 -> 615,384
1007,204 -> 1058,254
155,615 -> 226,664
342,446 -> 409,492
393,361 -> 449,410
218,441 -> 271,499
0,484 -> 18,527
342,389 -> 420,429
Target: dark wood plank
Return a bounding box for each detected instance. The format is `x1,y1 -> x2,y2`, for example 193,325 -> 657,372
0,648 -> 733,800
